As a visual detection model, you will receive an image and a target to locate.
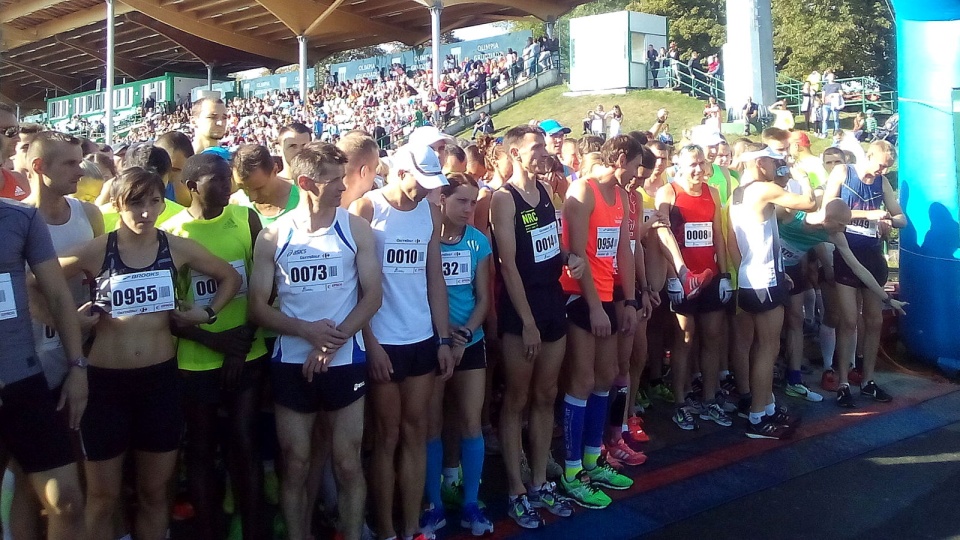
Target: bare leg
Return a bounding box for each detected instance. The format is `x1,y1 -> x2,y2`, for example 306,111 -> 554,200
84,456 -> 125,540
369,381 -> 401,539
749,307 -> 785,415
528,339 -> 565,489
397,374 -> 435,537
133,450 -> 179,540
275,405 -> 318,540
27,462 -> 85,540
499,334 -> 535,496
327,397 -> 367,540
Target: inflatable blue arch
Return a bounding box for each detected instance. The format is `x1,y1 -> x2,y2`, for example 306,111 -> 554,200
894,0 -> 960,365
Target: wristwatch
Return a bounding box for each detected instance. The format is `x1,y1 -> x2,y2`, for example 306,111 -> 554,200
438,336 -> 454,348
204,306 -> 218,324
69,356 -> 88,369
624,299 -> 641,310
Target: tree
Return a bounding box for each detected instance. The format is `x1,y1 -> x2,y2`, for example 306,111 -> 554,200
628,0 -> 726,60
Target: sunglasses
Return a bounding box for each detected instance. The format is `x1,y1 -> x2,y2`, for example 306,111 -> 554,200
0,126 -> 20,138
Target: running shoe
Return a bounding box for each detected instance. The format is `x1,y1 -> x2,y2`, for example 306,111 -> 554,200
683,268 -> 715,299
419,505 -> 446,534
545,452 -> 563,480
745,418 -> 793,440
836,384 -> 856,408
736,396 -> 752,419
635,387 -> 652,411
691,376 -> 704,395
849,367 -> 864,386
605,438 -> 648,466
527,481 -> 574,517
720,374 -> 739,396
821,369 -> 839,392
441,480 -> 463,509
684,395 -> 707,416
786,382 -> 824,402
699,402 -> 733,427
586,459 -> 634,490
460,503 -> 494,536
560,471 -> 611,509
506,494 -> 542,529
715,391 -> 738,413
767,406 -> 800,427
860,380 -> 892,402
625,415 -> 650,443
672,406 -> 698,431
649,382 -> 675,403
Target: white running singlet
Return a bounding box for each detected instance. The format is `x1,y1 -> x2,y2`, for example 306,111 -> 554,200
365,189 -> 434,346
730,183 -> 783,289
272,208 -> 364,367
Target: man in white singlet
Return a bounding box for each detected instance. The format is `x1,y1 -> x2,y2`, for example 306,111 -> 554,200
249,142 -> 382,540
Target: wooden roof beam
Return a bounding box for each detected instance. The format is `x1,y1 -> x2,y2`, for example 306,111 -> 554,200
1,0 -> 65,24
0,58 -> 83,93
54,36 -> 156,79
435,0 -> 566,20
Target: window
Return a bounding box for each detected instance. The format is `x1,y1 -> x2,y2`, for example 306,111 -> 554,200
49,100 -> 68,119
114,87 -> 133,109
141,81 -> 166,104
630,33 -> 646,63
93,93 -> 104,112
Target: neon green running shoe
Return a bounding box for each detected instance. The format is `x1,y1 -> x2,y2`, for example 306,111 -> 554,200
649,382 -> 675,403
441,480 -> 464,509
560,471 -> 611,509
635,387 -> 653,411
586,461 -> 634,490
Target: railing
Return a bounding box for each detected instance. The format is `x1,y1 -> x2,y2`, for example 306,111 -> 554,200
648,62 -> 725,107
775,74 -> 897,115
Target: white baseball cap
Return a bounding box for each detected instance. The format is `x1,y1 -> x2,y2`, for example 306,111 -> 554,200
393,144 -> 449,189
691,126 -> 725,148
409,126 -> 455,148
740,146 -> 786,162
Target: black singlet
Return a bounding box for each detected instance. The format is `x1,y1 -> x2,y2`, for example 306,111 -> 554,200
94,231 -> 178,316
492,182 -> 562,290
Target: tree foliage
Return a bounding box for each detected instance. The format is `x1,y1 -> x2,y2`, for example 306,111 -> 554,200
627,0 -> 726,60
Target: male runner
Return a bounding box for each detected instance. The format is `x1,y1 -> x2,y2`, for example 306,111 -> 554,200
788,131 -> 828,189
162,154 -> 267,540
279,123 -> 313,174
155,131 -> 194,206
0,103 -> 30,200
823,140 -> 904,406
559,135 -> 640,508
350,143 -> 452,540
729,144 -> 816,439
192,98 -> 228,154
250,143 -> 382,540
336,131 -> 380,209
12,123 -> 42,176
489,125 -> 580,527
232,144 -> 301,226
655,145 -> 731,430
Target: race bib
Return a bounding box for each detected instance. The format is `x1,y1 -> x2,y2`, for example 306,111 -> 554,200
190,260 -> 248,308
108,270 -> 175,318
39,324 -> 61,352
643,208 -> 656,224
383,239 -> 427,274
0,273 -> 16,321
846,218 -> 878,238
442,250 -> 472,286
530,222 -> 560,263
613,240 -> 636,272
596,227 -> 620,259
780,243 -> 805,265
684,222 -> 713,248
555,209 -> 563,229
285,250 -> 344,292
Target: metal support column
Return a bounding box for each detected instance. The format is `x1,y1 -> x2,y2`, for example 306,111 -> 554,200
207,64 -> 213,90
105,0 -> 115,145
298,35 -> 308,104
429,3 -> 442,91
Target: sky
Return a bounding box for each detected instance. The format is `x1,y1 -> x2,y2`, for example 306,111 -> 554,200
454,22 -> 510,41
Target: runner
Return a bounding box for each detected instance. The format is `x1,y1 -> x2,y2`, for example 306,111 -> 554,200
161,153 -> 268,540
822,140 -> 905,406
11,122 -> 41,176
155,131 -> 194,206
58,167 -> 241,540
655,144 -> 731,431
100,143 -> 186,230
788,131 -> 828,188
422,172 -> 495,535
232,144 -> 301,226
559,135 -> 640,509
349,143 -> 453,540
729,143 -> 815,439
0,103 -> 30,200
0,194 -> 88,540
336,131 -> 381,208
278,123 -> 313,175
489,125 -> 580,528
192,98 -> 227,154
250,142 -> 381,540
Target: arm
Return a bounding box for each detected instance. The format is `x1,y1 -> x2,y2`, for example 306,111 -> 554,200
426,204 -> 454,380
82,201 -> 105,237
881,176 -> 906,228
830,233 -> 898,308
761,172 -> 816,211
338,215 -> 382,337
711,186 -> 728,274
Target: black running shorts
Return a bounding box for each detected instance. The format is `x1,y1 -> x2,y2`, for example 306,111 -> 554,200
566,296 -> 619,333
834,245 -> 888,290
738,281 -> 791,314
671,277 -> 725,316
382,337 -> 439,382
455,340 -> 487,372
498,283 -> 567,343
0,372 -> 76,473
271,362 -> 367,413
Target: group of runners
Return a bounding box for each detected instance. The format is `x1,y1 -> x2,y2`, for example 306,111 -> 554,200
0,97 -> 906,540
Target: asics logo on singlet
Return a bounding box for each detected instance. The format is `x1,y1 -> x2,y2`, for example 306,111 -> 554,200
289,249 -> 308,256
354,381 -> 365,392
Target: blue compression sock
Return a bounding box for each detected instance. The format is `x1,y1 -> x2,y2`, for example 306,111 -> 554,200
584,391 -> 610,470
460,436 -> 484,506
425,437 -> 443,509
563,394 -> 587,480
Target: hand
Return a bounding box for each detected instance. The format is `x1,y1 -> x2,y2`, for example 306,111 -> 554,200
301,319 -> 349,352
566,253 -> 586,280
867,209 -> 890,221
451,344 -> 466,367
438,344 -> 454,381
589,305 -> 611,337
719,274 -> 734,304
204,325 -> 255,358
303,347 -> 337,382
886,298 -> 908,316
648,288 -> 662,308
521,321 -> 542,361
367,343 -> 394,383
783,273 -> 795,291
667,277 -> 684,305
640,290 -> 654,319
58,367 -> 88,430
620,303 -> 638,336
220,353 -> 246,391
76,301 -> 101,333
451,327 -> 470,348
878,219 -> 893,238
171,305 -> 214,327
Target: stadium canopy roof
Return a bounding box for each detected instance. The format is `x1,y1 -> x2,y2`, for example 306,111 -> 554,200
1,0 -> 586,110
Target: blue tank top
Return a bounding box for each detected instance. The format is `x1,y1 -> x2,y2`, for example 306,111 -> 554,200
839,165 -> 884,249
94,231 -> 178,317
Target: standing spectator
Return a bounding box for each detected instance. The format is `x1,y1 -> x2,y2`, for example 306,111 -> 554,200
658,47 -> 669,88
667,42 -> 681,88
522,37 -> 539,79
800,81 -> 816,132
687,51 -> 703,98
703,97 -> 722,133
606,105 -> 624,138
589,105 -> 606,137
821,71 -> 844,135
707,55 -> 721,94
742,96 -> 759,136
812,96 -> 825,138
647,45 -> 660,88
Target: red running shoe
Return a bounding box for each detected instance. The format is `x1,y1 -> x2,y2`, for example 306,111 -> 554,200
821,369 -> 839,392
683,269 -> 715,299
848,367 -> 863,386
625,416 -> 650,444
605,439 -> 648,466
